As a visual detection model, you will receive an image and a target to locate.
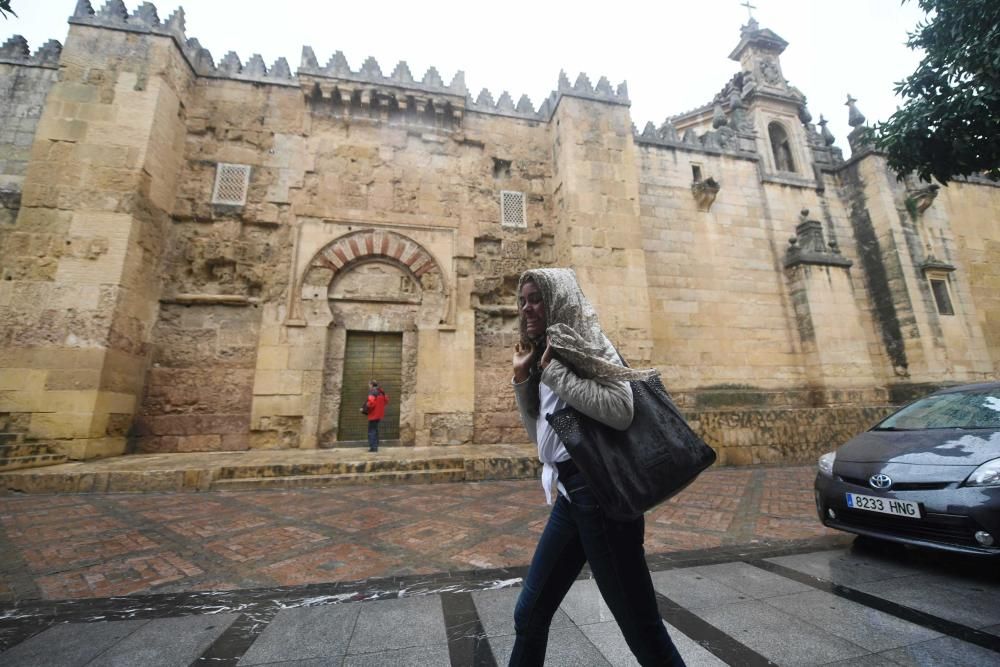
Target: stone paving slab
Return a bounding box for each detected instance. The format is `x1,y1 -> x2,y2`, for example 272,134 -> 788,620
0,465 -> 840,603
2,541 -> 999,666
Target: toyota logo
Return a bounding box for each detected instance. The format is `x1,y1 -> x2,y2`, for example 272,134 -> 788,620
869,474 -> 892,490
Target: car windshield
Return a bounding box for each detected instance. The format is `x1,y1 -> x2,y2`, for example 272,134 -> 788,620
875,389 -> 1000,430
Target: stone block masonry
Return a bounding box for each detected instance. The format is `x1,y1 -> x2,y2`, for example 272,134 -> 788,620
0,3 -> 997,472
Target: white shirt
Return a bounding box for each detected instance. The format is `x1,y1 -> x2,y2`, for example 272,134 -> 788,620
537,382 -> 571,504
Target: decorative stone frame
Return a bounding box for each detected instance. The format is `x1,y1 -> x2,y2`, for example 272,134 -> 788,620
289,229 -> 451,327
269,228 -> 452,448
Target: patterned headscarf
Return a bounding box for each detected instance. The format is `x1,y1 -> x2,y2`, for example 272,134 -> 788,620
517,268 -> 658,413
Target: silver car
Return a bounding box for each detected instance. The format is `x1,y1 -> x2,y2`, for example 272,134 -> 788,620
814,382 -> 1000,556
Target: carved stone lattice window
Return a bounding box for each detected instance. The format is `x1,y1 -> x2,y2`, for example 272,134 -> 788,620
768,122 -> 795,173
500,190 -> 527,228
212,163 -> 251,205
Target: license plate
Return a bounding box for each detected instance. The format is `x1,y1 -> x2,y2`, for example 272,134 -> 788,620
845,493 -> 921,519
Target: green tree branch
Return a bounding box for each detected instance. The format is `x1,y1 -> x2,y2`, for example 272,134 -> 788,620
874,0 -> 1000,184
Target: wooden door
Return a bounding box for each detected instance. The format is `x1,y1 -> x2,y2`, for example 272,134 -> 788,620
337,332 -> 402,442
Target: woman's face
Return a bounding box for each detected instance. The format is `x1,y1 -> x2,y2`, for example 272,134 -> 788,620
519,280 -> 546,339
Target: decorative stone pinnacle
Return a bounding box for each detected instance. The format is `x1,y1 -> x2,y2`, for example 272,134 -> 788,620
449,71 -> 467,95
516,94 -> 534,114
0,35 -> 30,59
496,91 -> 515,113
74,0 -> 95,17
98,0 -> 128,22
475,89 -> 495,107
846,94 -> 866,127
301,46 -> 318,70
422,66 -> 443,87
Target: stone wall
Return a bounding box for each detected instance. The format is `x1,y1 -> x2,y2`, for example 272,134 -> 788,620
2,6 -> 998,467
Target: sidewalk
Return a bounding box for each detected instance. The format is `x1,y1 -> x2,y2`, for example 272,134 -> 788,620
4,464 -> 999,665
0,464 -> 832,602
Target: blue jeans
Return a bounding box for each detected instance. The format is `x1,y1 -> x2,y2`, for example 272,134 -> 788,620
367,420 -> 379,451
510,473 -> 685,666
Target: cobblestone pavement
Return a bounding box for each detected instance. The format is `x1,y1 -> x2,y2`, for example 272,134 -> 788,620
0,465 -> 835,603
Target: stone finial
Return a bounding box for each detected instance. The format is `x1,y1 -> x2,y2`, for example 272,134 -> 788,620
799,102 -> 812,125
164,7 -> 186,35
702,130 -> 722,149
496,91 -> 515,113
682,128 -> 700,145
449,71 -> 467,95
301,46 -> 319,70
245,54 -> 267,77
712,103 -> 728,129
97,0 -> 128,22
818,115 -> 835,146
219,51 -> 243,75
270,58 -> 292,79
35,39 -> 63,65
616,81 -> 629,99
846,94 -> 866,127
73,0 -> 95,17
741,16 -> 760,36
573,73 -> 593,94
132,2 -> 160,26
516,94 -> 535,114
421,66 -> 443,88
0,35 -> 30,59
641,121 -> 657,139
658,119 -> 679,142
595,76 -> 614,95
475,89 -> 495,107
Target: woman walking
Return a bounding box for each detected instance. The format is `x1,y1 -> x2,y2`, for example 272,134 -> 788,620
510,268 -> 685,666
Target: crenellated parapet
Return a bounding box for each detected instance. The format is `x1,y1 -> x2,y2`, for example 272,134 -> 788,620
0,35 -> 62,68
634,116 -> 758,158
69,0 -> 297,86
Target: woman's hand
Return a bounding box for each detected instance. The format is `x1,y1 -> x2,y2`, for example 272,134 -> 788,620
540,337 -> 554,370
513,341 -> 534,383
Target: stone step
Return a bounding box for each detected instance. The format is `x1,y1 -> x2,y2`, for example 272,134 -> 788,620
0,433 -> 25,446
213,457 -> 466,480
210,467 -> 467,490
0,444 -> 541,494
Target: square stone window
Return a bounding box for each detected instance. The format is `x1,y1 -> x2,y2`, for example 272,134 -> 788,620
500,190 -> 526,228
212,163 -> 251,206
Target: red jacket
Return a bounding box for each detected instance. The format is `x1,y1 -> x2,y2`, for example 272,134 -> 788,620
367,389 -> 389,421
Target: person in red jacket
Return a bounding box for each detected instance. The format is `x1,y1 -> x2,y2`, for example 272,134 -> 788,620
365,380 -> 389,452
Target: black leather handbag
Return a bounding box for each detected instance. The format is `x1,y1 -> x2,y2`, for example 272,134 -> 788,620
546,373 -> 716,521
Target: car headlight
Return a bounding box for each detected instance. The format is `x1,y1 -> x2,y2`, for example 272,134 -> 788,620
818,451 -> 836,477
964,458 -> 1000,487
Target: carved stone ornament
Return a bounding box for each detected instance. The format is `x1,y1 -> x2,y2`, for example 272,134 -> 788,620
785,209 -> 852,268
691,177 -> 720,212
759,57 -> 782,85
907,184 -> 940,216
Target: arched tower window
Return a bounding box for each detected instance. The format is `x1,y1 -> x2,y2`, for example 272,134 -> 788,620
768,122 -> 796,173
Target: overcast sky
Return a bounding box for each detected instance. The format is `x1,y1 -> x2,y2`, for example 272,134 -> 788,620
7,0 -> 928,152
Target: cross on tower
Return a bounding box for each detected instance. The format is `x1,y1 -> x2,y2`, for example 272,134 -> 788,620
741,1 -> 757,20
